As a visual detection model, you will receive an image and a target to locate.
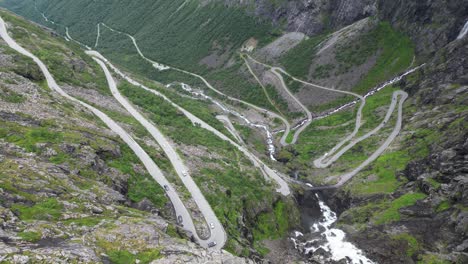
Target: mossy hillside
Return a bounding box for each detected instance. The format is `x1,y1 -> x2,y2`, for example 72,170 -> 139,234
349,22 -> 414,94
0,10 -> 110,95
0,84 -> 26,103
0,119 -> 169,210
339,192 -> 427,229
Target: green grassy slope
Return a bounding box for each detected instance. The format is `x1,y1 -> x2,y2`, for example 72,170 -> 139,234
4,0 -> 274,71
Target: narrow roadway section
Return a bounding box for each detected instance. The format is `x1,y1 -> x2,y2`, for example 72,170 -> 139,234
91,56 -> 226,250
0,15 -> 203,249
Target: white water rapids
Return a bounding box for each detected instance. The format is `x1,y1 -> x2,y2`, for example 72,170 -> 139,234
291,195 -> 374,264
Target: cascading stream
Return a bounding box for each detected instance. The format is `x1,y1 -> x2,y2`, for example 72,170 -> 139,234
457,20 -> 468,39
291,194 -> 374,264
171,82 -> 278,160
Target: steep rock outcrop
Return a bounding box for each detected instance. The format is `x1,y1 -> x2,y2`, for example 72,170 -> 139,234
224,0 -> 377,35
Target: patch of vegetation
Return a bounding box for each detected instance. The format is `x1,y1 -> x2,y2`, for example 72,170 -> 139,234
108,144 -> 168,209
339,200 -> 387,227
351,22 -> 414,94
63,217 -> 103,227
10,54 -> 45,81
18,231 -> 42,242
253,200 -> 291,241
0,85 -> 26,103
347,150 -> 410,195
12,198 -> 63,221
374,192 -> 426,225
282,74 -> 302,93
392,233 -> 420,257
417,254 -> 451,264
427,178 -> 441,189
107,249 -> 161,264
119,81 -> 234,149
312,64 -> 335,79
165,224 -> 182,238
1,124 -> 63,153
142,81 -> 233,138
279,33 -> 330,78
436,200 -> 451,212
285,131 -> 294,144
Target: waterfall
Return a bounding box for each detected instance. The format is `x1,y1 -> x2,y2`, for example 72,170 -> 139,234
457,20 -> 468,40
291,194 -> 374,263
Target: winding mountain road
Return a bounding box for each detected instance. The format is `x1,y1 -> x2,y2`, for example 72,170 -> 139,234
307,91 -> 408,190
315,91 -> 402,169
0,15 -> 206,249
243,54 -> 367,165
91,55 -> 227,250
269,67 -> 313,144
99,23 -> 291,146
87,51 -> 291,196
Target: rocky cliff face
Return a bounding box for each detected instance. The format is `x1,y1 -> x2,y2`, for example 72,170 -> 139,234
225,0 -> 467,58
224,0 -> 377,35
378,0 -> 468,57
